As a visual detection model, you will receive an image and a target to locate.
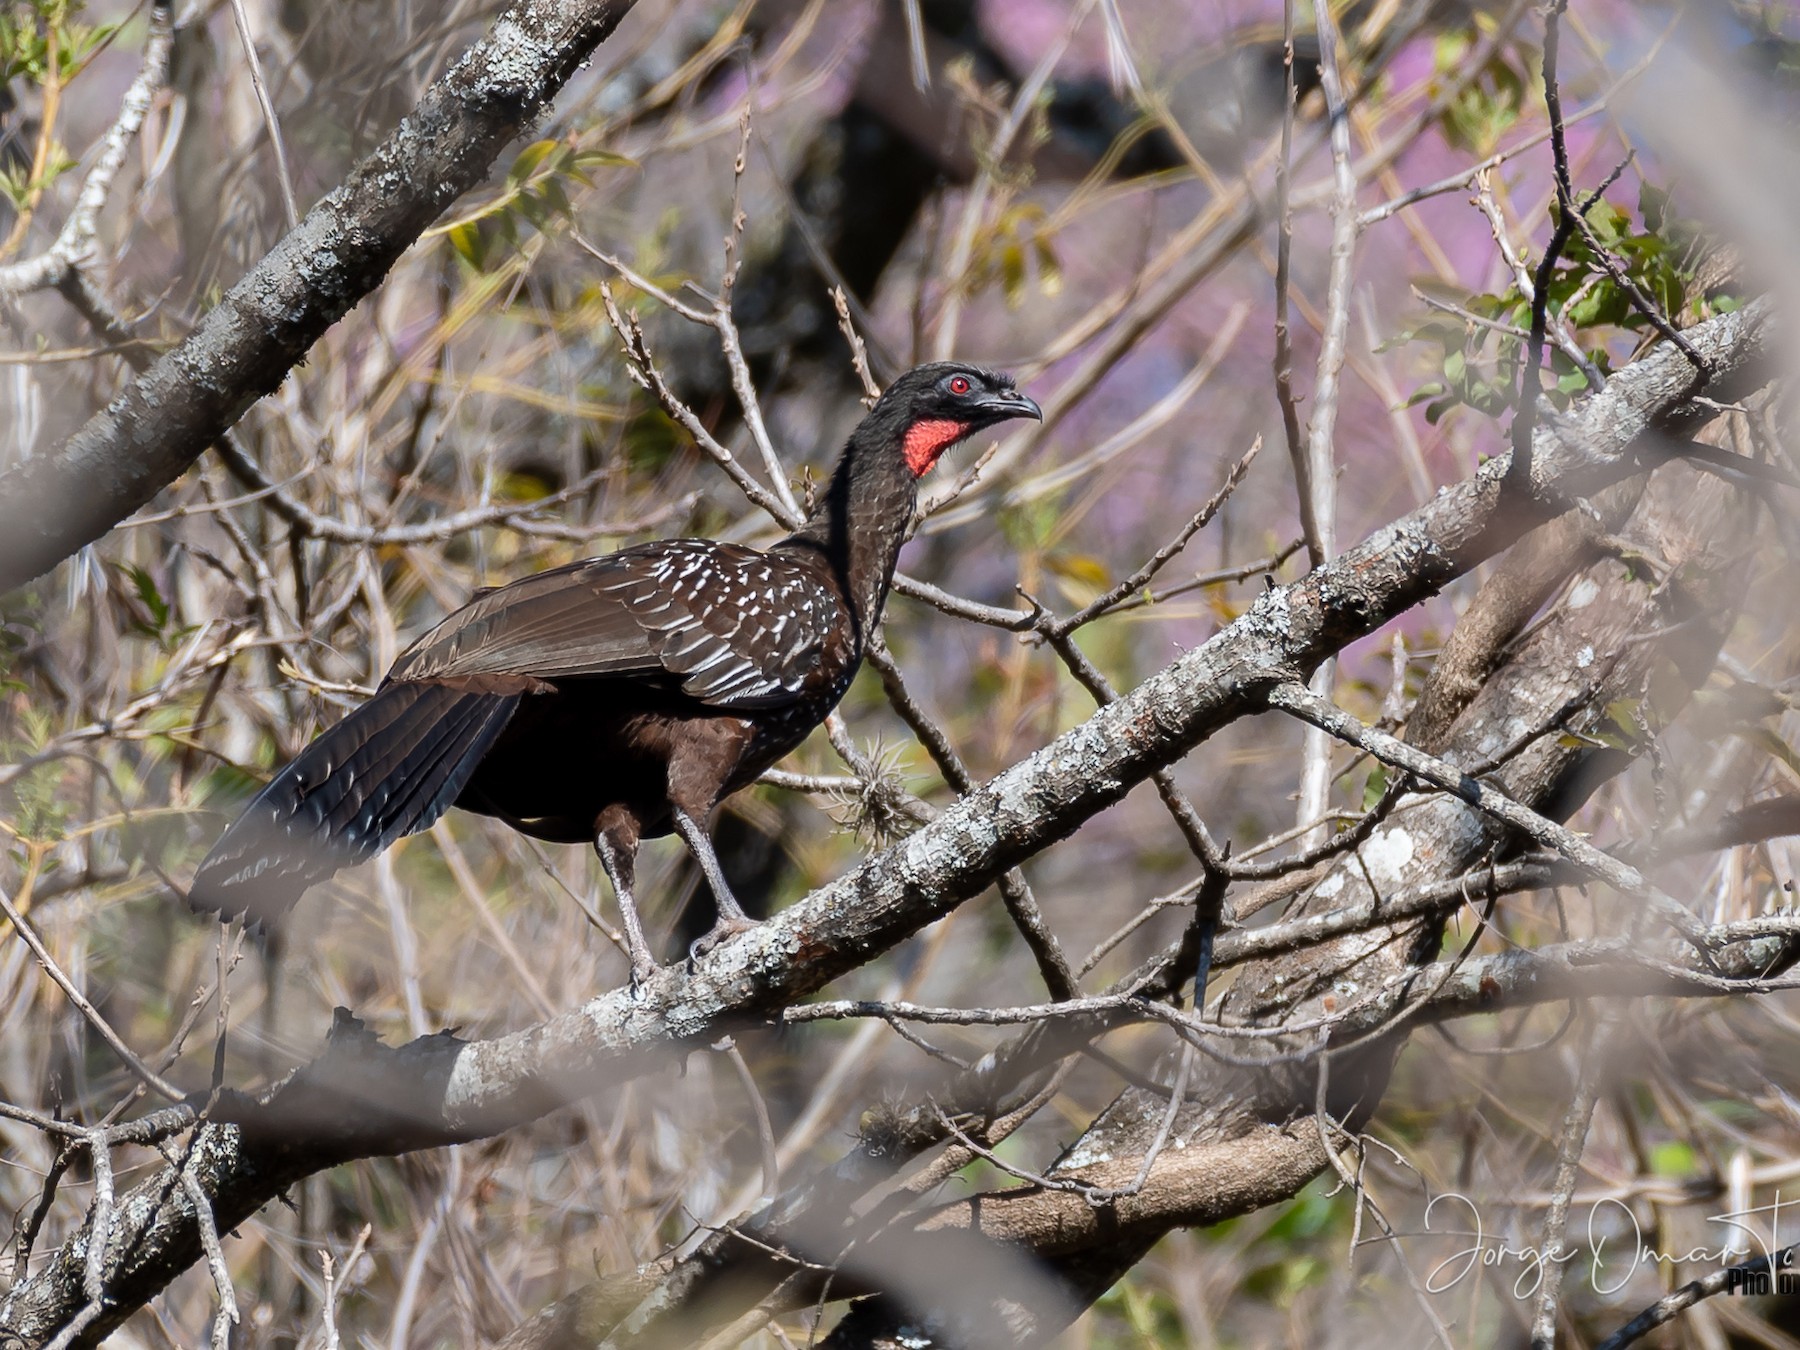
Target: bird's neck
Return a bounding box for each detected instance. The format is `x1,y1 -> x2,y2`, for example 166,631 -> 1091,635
781,435 -> 918,641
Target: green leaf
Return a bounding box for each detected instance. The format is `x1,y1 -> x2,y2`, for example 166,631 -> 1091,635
1649,1141 -> 1697,1177
575,148 -> 637,170
1033,235 -> 1063,297
999,240 -> 1026,308
447,220 -> 485,270
1362,763 -> 1388,810
119,562 -> 170,636
538,177 -> 574,221
1737,727 -> 1800,780
507,138 -> 560,185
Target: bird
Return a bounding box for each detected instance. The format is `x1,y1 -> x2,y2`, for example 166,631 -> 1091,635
188,362 -> 1042,985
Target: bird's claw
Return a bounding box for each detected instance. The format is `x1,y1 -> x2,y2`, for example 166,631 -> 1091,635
627,956 -> 660,995
688,916 -> 759,965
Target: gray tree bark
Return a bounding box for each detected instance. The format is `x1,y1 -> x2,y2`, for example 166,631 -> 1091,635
0,0 -> 639,593
824,445 -> 1757,1347
0,303 -> 1769,1348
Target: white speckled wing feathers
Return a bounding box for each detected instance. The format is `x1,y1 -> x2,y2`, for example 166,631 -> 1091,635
388,540 -> 839,709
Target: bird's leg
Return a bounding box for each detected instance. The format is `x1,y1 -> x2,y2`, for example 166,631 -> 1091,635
594,808 -> 657,990
670,805 -> 757,961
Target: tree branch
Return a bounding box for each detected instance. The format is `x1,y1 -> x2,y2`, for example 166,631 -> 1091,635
0,3 -> 173,298
0,0 -> 643,591
0,300 -> 1769,1345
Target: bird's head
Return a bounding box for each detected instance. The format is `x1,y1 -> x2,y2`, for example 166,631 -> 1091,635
868,362 -> 1043,478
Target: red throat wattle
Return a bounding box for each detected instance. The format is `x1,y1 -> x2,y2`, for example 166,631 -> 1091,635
902,418 -> 970,476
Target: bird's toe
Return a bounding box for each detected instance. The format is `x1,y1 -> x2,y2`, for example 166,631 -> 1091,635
688,916 -> 759,964
628,956 -> 661,994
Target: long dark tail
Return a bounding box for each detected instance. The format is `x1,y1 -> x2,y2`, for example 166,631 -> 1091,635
189,681 -> 519,929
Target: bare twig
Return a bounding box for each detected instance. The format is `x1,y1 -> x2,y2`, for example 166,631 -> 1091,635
226,0 -> 299,226
0,0 -> 646,588
1051,437 -> 1262,636
717,1037 -> 780,1208
164,1142 -> 240,1348
1296,0 -> 1359,849
1595,1242 -> 1800,1349
831,286 -> 881,405
863,642 -> 1078,1000
1530,1007 -> 1619,1349
1305,0 -> 1357,568
1272,0 -> 1318,569
1264,682 -> 1712,947
1508,0 -> 1576,494
210,434 -> 695,543
0,2 -> 174,297
1566,205 -> 1713,379
598,279 -> 802,529
317,1225 -> 371,1350
0,884 -> 186,1103
0,303 -> 1767,1341
1471,170 -> 1605,389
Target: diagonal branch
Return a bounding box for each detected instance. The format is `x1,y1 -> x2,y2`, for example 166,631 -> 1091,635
1264,681 -> 1711,946
0,0 -> 644,591
0,300 -> 1769,1345
0,2 -> 174,298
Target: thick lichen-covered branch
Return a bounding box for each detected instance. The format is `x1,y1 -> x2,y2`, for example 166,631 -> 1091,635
0,0 -> 640,592
0,302 -> 1769,1346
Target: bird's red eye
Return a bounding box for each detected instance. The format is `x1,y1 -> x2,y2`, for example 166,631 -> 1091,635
949,376 -> 971,395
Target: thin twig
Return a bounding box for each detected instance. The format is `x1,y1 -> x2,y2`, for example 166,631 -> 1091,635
1530,1006 -> 1618,1349
864,642 -> 1078,999
1566,206 -> 1712,380
717,1037 -> 781,1208
208,433 -> 688,544
1508,0 -> 1575,494
226,0 -> 299,226
1595,1242 -> 1800,1349
163,1140 -> 240,1348
1354,11 -> 1676,229
1051,436 -> 1262,636
0,2 -> 174,296
598,280 -> 802,529
900,0 -> 929,91
1470,170 -> 1603,388
317,1224 -> 371,1350
831,286 -> 881,405
1272,0 -> 1318,569
0,884 -> 186,1102
1312,1063 -> 1459,1350
1296,0 -> 1358,850
1265,682 -> 1712,947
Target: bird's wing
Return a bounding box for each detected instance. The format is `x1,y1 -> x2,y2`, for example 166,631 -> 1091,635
388,540 -> 842,710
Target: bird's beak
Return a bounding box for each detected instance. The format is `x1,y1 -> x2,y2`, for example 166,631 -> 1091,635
973,388 -> 1043,425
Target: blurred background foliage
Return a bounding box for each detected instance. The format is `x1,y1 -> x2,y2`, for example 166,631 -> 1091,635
0,0 -> 1797,1345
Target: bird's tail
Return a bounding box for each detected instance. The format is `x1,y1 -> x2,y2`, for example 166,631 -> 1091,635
189,681 -> 519,930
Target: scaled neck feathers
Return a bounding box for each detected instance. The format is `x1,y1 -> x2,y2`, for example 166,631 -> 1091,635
778,421 -> 920,643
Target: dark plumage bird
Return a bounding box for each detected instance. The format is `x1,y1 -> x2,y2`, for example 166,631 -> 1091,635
189,363 -> 1041,983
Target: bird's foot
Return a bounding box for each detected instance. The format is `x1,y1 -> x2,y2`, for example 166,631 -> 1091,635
688,915 -> 759,965
627,954 -> 661,995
